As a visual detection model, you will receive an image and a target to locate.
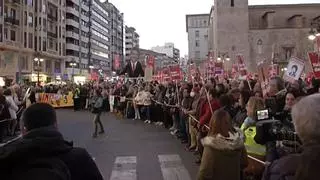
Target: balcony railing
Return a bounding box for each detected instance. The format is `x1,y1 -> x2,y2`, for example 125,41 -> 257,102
48,14 -> 58,21
47,31 -> 58,38
4,17 -> 19,25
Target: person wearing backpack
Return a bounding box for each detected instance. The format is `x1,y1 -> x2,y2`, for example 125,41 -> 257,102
0,103 -> 104,180
91,89 -> 105,138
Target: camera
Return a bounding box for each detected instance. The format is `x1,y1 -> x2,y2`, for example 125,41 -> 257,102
254,108 -> 299,145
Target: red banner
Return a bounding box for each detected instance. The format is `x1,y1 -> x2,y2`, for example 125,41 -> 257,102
113,54 -> 120,70
316,36 -> 320,52
215,62 -> 223,75
169,65 -> 181,81
308,52 -> 320,78
161,67 -> 171,82
236,55 -> 247,76
145,55 -> 155,70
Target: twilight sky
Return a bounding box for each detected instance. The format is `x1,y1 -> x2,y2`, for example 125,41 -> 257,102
103,0 -> 319,56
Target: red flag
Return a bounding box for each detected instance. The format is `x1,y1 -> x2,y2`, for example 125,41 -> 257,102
308,52 -> 320,78
114,54 -> 120,70
316,36 -> 320,52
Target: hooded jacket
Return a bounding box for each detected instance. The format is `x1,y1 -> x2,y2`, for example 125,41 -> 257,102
0,127 -> 103,180
197,129 -> 248,180
262,143 -> 320,180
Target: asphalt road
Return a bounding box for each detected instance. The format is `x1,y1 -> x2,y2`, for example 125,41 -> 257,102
57,109 -> 199,180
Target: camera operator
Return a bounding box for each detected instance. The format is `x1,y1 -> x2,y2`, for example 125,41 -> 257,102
262,94 -> 320,180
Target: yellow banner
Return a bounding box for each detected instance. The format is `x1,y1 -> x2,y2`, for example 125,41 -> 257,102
37,92 -> 74,108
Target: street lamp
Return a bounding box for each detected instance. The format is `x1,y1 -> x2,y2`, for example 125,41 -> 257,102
308,20 -> 320,41
34,57 -> 44,86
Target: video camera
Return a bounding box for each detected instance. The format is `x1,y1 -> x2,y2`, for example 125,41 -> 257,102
254,97 -> 299,145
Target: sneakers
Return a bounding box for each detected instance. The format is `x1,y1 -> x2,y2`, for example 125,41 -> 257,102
144,120 -> 151,124
170,129 -> 178,135
169,126 -> 175,131
154,122 -> 164,126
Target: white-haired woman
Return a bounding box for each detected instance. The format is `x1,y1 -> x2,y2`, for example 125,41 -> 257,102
262,94 -> 320,180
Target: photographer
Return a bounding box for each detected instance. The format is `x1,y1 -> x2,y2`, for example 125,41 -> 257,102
262,94 -> 320,180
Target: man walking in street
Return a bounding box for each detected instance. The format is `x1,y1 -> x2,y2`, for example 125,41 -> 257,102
0,103 -> 103,180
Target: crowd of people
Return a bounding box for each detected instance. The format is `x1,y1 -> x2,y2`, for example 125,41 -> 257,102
96,75 -> 320,180
0,73 -> 320,179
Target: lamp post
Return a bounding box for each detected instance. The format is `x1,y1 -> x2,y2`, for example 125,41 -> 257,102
307,20 -> 320,48
34,57 -> 44,86
70,60 -> 77,82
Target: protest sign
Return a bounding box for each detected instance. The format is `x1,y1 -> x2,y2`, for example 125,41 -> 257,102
236,54 -> 247,76
283,57 -> 305,83
308,52 -> 320,78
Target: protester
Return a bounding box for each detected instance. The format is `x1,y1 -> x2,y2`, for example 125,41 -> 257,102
262,94 -> 320,180
197,109 -> 248,180
3,88 -> 19,136
91,89 -> 105,138
0,103 -> 103,180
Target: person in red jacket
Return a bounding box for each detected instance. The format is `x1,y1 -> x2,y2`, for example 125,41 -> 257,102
195,88 -> 221,164
198,88 -> 221,129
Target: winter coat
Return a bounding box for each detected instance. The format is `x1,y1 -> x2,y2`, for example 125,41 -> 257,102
262,143 -> 320,180
5,95 -> 19,119
0,127 -> 103,180
197,129 -> 248,180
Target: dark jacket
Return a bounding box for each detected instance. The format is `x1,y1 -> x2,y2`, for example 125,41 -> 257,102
120,61 -> 144,77
0,127 -> 103,180
197,128 -> 248,180
262,143 -> 320,180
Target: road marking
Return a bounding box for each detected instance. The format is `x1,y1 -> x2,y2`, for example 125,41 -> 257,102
109,156 -> 137,180
158,154 -> 191,180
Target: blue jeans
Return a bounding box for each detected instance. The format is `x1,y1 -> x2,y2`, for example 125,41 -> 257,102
144,105 -> 151,120
179,112 -> 188,140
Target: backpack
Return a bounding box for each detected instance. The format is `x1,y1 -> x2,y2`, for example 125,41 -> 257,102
8,157 -> 71,180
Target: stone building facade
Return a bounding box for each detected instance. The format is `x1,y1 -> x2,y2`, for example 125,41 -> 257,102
208,0 -> 320,72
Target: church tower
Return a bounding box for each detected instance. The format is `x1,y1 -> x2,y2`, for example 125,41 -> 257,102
213,0 -> 252,71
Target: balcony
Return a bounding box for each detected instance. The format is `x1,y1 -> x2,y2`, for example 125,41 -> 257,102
48,14 -> 58,21
5,0 -> 20,5
47,31 -> 58,38
4,17 -> 19,26
66,19 -> 79,27
81,25 -> 89,32
66,31 -> 80,39
66,7 -> 79,17
81,15 -> 89,22
66,43 -> 80,51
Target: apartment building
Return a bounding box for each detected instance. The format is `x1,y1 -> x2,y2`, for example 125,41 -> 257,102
186,14 -> 209,64
151,42 -> 180,61
88,0 -> 111,75
125,26 -> 139,61
0,0 -> 66,83
65,0 -> 90,80
105,2 -> 123,71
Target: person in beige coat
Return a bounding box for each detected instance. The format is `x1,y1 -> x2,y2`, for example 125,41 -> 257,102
197,109 -> 248,180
